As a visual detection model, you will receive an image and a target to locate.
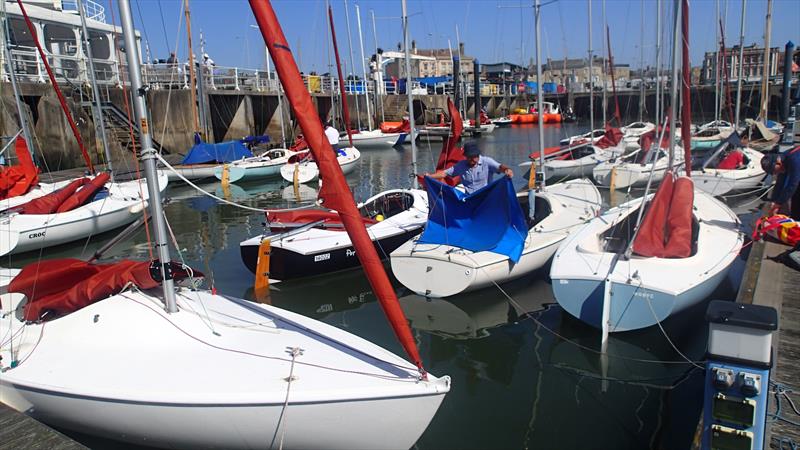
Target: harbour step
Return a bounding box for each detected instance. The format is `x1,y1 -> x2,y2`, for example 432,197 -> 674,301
0,403 -> 87,449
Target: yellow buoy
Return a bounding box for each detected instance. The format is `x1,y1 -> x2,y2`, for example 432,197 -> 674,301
375,214 -> 385,222
253,238 -> 271,303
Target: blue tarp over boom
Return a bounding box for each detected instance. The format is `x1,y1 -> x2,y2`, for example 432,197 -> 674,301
181,138 -> 254,165
419,177 -> 527,263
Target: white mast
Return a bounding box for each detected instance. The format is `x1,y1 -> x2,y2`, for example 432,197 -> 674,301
758,0 -> 772,121
655,0 -> 662,129
534,0 -> 546,188
588,0 -> 594,134
343,0 -> 362,130
638,0 -> 645,122
668,0 -> 681,170
714,0 -> 720,122
355,4 -> 373,130
602,0 -> 607,125
77,0 -> 113,181
371,9 -> 385,122
734,0 -> 746,127
118,0 -> 177,312
402,0 -> 417,189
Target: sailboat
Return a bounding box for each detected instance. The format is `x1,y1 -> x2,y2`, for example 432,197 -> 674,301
0,0 -> 167,256
690,134 -> 766,196
278,4 -> 362,184
391,0 -> 602,299
550,0 -> 743,333
0,2 -> 449,449
243,2 -> 429,280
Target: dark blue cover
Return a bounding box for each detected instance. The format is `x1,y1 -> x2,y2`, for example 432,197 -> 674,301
419,177 -> 527,263
181,139 -> 253,165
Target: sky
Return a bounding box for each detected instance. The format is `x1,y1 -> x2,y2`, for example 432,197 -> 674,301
127,0 -> 799,74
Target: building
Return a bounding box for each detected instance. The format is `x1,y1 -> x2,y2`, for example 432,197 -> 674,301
542,57 -> 630,92
1,0 -> 140,86
482,62 -> 525,83
700,44 -> 799,84
385,42 -> 477,82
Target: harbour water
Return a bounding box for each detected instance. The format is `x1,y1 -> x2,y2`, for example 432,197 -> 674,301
13,122 -> 754,450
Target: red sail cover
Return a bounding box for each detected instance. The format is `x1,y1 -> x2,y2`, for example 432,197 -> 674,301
632,172 -> 694,258
267,209 -> 377,230
249,0 -> 425,373
290,136 -> 309,151
18,178 -> 89,214
0,137 -> 40,200
594,126 -> 624,149
10,258 -> 198,321
380,119 -> 411,134
418,97 -> 464,187
55,172 -> 110,213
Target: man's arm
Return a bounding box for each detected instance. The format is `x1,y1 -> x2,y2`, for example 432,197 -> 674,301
486,157 -> 513,178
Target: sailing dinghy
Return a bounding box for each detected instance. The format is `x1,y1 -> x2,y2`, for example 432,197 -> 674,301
1,1 -> 450,448
691,134 -> 765,196
279,146 -> 361,184
214,147 -> 300,183
552,0 -> 743,333
391,177 -> 601,298
241,188 -> 428,280
0,171 -> 167,256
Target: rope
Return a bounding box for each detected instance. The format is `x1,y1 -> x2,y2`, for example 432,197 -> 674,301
642,282 -> 705,370
156,154 -> 317,213
270,346 -> 302,450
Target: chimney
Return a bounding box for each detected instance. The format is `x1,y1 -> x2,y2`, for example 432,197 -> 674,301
459,42 -> 465,56
412,39 -> 416,54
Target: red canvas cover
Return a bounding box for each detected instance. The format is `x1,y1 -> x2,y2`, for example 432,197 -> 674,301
289,136 -> 309,151
380,119 -> 410,134
529,145 -> 566,160
0,137 -> 40,200
55,172 -> 110,213
10,258 -> 198,321
266,209 -> 377,229
632,173 -> 694,258
594,126 -> 623,149
18,178 -> 89,215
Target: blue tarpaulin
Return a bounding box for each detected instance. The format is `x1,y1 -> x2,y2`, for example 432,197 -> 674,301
181,138 -> 253,165
419,177 -> 527,263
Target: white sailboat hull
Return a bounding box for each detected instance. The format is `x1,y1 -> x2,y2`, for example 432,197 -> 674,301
390,180 -> 601,298
165,164 -> 219,182
692,148 -> 765,196
280,147 -> 360,183
0,173 -> 168,256
550,188 -> 743,332
0,283 -> 449,450
349,130 -> 404,148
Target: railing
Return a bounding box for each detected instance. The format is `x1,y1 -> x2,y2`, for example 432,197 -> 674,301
3,50 -> 560,98
61,0 -> 106,23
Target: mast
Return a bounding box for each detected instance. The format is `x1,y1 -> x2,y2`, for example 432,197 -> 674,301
249,0 -> 425,375
758,0 -> 772,121
719,20 -> 735,123
606,26 -> 621,125
370,9 -> 385,123
355,4 -> 373,130
734,0 -> 746,127
680,0 -> 692,176
15,0 -> 94,173
343,0 -> 362,130
329,5 -> 354,147
602,0 -> 607,125
1,0 -> 35,157
714,0 -> 720,122
668,0 -> 681,170
118,0 -> 177,312
184,0 -> 200,134
77,0 -> 113,181
534,0 -> 546,188
639,0 -> 645,122
588,0 -> 594,133
655,0 -> 662,130
326,0 -> 338,130
402,0 -> 418,189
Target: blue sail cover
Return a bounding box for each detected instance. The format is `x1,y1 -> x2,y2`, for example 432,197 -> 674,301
420,177 -> 527,263
181,139 -> 254,165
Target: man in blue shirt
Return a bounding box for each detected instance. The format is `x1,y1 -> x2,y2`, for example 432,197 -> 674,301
425,141 -> 513,194
761,145 -> 800,267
